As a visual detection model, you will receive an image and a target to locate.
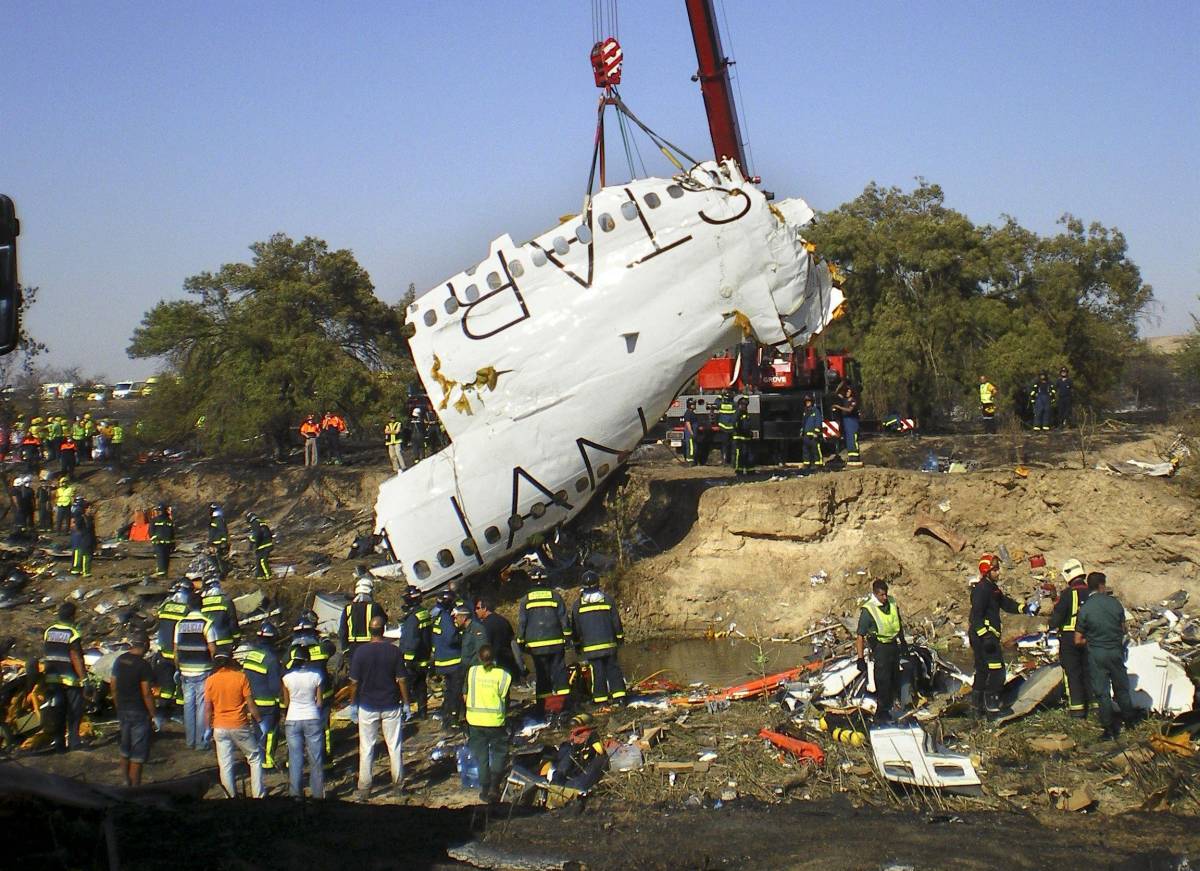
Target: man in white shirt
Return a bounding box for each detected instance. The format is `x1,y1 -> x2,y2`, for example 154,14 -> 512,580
281,646 -> 325,799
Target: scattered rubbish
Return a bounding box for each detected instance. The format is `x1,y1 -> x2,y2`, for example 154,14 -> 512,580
1028,733 -> 1075,753
677,663 -> 822,706
609,743 -> 644,772
758,728 -> 825,767
305,565 -> 332,578
937,499 -> 951,513
870,723 -> 981,794
994,665 -> 1063,724
809,570 -> 828,587
913,512 -> 966,552
1125,642 -> 1194,715
698,750 -> 718,763
271,564 -> 297,578
446,842 -> 580,871
232,590 -> 264,619
1149,733 -> 1195,758
1029,554 -> 1046,569
1049,783 -> 1097,812
1103,460 -> 1177,478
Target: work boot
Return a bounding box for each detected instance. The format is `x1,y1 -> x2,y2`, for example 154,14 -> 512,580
1093,728 -> 1117,744
983,693 -> 1002,715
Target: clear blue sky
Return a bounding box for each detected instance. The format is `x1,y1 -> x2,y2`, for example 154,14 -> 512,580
6,1 -> 1198,380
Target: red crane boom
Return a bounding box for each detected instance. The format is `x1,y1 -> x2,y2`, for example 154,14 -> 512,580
684,0 -> 748,172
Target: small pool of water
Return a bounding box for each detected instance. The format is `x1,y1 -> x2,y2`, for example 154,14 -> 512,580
619,637 -> 813,688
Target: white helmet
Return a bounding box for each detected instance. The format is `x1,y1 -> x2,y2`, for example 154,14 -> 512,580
354,577 -> 374,596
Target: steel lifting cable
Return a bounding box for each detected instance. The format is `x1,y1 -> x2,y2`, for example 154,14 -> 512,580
717,0 -> 754,178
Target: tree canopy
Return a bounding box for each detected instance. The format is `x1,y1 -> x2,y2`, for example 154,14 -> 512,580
128,234 -> 415,456
807,181 -> 1153,423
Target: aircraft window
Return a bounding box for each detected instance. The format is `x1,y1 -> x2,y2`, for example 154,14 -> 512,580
620,202 -> 638,221
508,514 -> 524,531
444,297 -> 459,315
555,489 -> 568,503
576,225 -> 592,244
531,248 -> 547,266
437,548 -> 454,568
644,192 -> 661,209
530,502 -> 547,518
413,560 -> 431,580
422,310 -> 437,327
575,476 -> 589,492
552,236 -> 570,255
509,260 -> 524,278
464,284 -> 480,302
667,184 -> 684,199
484,526 -> 501,544
597,463 -> 611,477
487,271 -> 502,290
598,213 -> 615,232
461,538 -> 477,556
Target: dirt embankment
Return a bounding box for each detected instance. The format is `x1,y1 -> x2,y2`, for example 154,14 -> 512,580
615,465 -> 1200,638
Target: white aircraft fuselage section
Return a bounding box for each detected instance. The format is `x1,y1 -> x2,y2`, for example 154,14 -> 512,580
373,160 -> 843,590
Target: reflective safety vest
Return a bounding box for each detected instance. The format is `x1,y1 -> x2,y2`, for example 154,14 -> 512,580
431,606 -> 463,669
572,589 -> 624,658
465,663 -> 512,727
299,420 -> 320,439
208,517 -> 228,546
111,425 -> 124,444
864,599 -> 902,645
174,612 -> 215,677
517,587 -> 570,652
156,601 -> 189,658
717,399 -> 736,430
43,622 -> 82,686
55,484 -> 76,508
287,634 -> 333,701
239,645 -> 282,706
150,517 -> 174,545
1061,586 -> 1090,633
201,594 -> 236,648
979,382 -> 996,404
400,606 -> 433,667
344,601 -> 379,644
384,420 -> 403,445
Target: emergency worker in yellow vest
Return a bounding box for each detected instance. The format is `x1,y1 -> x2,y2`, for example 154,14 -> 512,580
1049,558 -> 1091,718
855,580 -> 906,722
43,602 -> 87,751
237,622 -> 284,769
339,575 -> 387,669
154,581 -> 191,712
464,644 -> 512,804
978,375 -> 998,434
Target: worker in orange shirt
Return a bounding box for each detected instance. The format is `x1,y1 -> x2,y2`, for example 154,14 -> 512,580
299,414 -> 321,467
321,410 -> 347,465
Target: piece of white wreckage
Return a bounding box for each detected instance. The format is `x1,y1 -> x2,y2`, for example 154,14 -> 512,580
373,160 -> 843,590
870,723 -> 982,795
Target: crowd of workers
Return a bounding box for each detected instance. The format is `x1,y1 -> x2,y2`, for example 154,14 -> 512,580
855,553 -> 1140,743
37,555 -> 626,804
978,367 -> 1074,434
298,405 -> 446,473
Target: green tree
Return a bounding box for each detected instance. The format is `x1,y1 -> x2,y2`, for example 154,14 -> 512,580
128,234 -> 415,457
1177,299 -> 1200,388
807,182 -> 1153,424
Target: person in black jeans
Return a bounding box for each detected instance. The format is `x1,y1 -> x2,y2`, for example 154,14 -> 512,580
109,630 -> 159,786
475,596 -> 519,678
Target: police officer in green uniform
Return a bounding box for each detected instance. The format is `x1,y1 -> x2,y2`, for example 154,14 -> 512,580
1075,572 -> 1138,742
1049,558 -> 1091,717
42,602 -> 87,751
238,622 -> 283,769
855,580 -> 905,721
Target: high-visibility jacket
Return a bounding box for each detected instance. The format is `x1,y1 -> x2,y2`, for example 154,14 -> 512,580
400,605 -> 433,667
71,423 -> 86,440
1049,581 -> 1090,633
238,644 -> 282,706
60,437 -> 77,456
43,622 -> 83,686
384,420 -> 403,445
173,611 -> 215,677
150,516 -> 175,545
516,586 -> 570,653
732,410 -> 752,440
342,599 -> 383,645
48,421 -> 63,439
110,425 -> 124,444
863,598 -> 902,645
322,414 -> 346,433
299,420 -> 320,439
55,484 -> 76,508
431,604 -> 463,670
156,600 -> 189,659
716,399 -> 736,431
250,522 -> 274,552
286,633 -> 334,701
208,515 -> 229,546
571,588 -> 624,658
465,663 -> 512,727
201,593 -> 238,649
969,579 -> 1019,640
979,382 -> 997,404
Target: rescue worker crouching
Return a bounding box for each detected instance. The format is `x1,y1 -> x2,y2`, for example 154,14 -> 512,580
856,580 -> 905,722
515,570 -> 572,717
1049,558 -> 1091,718
570,571 -> 627,706
969,553 -> 1021,715
237,621 -> 283,769
399,586 -> 433,718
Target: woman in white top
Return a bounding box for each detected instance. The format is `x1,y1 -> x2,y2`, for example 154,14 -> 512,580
281,646 -> 325,798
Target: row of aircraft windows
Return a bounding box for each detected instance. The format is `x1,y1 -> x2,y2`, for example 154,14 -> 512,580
419,185 -> 686,328
409,464 -> 611,580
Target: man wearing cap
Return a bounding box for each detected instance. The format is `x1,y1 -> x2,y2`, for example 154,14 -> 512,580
968,553 -> 1021,715
1075,573 -> 1138,742
340,573 -> 387,669
856,580 -> 905,721
205,652 -> 265,798
110,631 -> 159,786
1049,558 -> 1091,718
